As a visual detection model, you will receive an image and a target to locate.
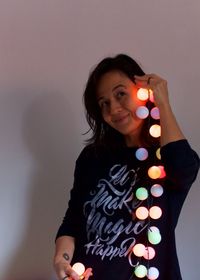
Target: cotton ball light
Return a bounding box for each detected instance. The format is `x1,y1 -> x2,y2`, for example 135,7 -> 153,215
135,148 -> 148,161
150,107 -> 160,120
147,267 -> 159,280
151,184 -> 164,198
133,243 -> 146,257
156,148 -> 161,160
149,124 -> 161,138
149,206 -> 162,219
72,262 -> 85,276
158,166 -> 166,178
137,88 -> 149,101
143,246 -> 156,260
136,106 -> 149,119
136,187 -> 148,201
149,90 -> 154,103
148,229 -> 162,245
148,166 -> 161,179
136,206 -> 149,220
134,265 -> 147,278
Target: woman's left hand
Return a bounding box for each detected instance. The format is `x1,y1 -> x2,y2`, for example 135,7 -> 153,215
134,74 -> 170,108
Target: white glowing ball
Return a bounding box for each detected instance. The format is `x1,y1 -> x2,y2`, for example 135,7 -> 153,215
137,88 -> 149,101
147,267 -> 159,280
158,165 -> 166,178
136,106 -> 149,119
148,166 -> 161,179
135,148 -> 148,161
136,187 -> 148,200
134,265 -> 147,278
72,262 -> 85,276
156,148 -> 161,160
133,243 -> 146,257
143,246 -> 156,260
150,107 -> 160,120
136,206 -> 149,220
149,206 -> 162,219
149,124 -> 161,138
148,229 -> 162,245
151,184 -> 164,197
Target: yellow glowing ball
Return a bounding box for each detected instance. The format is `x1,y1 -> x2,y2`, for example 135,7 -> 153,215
148,166 -> 161,179
149,124 -> 161,138
143,246 -> 156,260
149,206 -> 162,219
137,88 -> 149,101
133,243 -> 146,257
156,148 -> 161,160
72,262 -> 85,276
135,206 -> 149,220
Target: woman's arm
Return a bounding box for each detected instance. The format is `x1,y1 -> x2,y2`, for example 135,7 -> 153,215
54,236 -> 80,280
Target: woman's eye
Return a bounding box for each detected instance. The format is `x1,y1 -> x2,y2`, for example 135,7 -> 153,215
99,101 -> 109,109
117,91 -> 126,98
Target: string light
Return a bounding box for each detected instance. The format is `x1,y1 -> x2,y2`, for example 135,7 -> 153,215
72,263 -> 85,276
137,88 -> 149,101
135,148 -> 148,161
149,124 -> 161,138
136,106 -> 149,119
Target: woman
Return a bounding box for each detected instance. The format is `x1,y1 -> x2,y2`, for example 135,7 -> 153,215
53,54 -> 199,280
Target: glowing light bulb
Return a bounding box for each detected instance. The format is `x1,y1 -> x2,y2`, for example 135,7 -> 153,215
136,206 -> 149,220
133,243 -> 146,257
136,106 -> 149,119
148,229 -> 162,245
149,226 -> 160,233
158,165 -> 166,178
72,262 -> 85,276
135,148 -> 148,161
148,166 -> 161,179
151,184 -> 164,197
156,148 -> 161,160
143,246 -> 155,260
134,265 -> 147,278
149,124 -> 161,138
136,187 -> 148,200
147,267 -> 159,280
137,88 -> 149,101
150,107 -> 160,120
149,206 -> 162,219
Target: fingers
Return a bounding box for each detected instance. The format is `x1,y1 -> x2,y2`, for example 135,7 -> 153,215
54,262 -> 80,280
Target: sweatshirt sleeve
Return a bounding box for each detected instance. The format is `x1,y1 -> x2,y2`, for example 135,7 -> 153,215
160,139 -> 200,191
55,149 -> 87,240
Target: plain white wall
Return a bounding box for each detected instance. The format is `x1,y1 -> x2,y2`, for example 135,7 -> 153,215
0,1 -> 199,279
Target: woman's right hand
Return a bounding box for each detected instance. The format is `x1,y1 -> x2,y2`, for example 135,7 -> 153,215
54,258 -> 80,280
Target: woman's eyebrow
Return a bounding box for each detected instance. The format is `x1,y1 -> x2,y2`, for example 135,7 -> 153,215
112,84 -> 126,92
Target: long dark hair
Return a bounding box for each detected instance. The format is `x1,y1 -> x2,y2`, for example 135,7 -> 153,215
83,54 -> 160,149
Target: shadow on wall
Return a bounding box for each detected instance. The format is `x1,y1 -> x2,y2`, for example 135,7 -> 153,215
4,90 -> 80,280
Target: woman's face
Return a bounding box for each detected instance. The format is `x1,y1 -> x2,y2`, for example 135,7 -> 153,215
96,70 -> 146,146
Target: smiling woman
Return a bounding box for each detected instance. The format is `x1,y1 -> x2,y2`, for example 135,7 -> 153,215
53,54 -> 199,280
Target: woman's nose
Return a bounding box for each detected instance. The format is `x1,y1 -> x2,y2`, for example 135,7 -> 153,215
110,100 -> 122,114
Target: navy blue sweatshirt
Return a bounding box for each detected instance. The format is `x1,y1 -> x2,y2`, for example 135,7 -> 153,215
56,140 -> 199,280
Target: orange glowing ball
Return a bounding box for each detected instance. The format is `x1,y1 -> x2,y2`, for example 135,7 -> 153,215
137,88 -> 149,101
133,243 -> 146,257
148,166 -> 161,179
149,124 -> 161,138
149,90 -> 154,103
149,206 -> 162,219
135,206 -> 149,220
